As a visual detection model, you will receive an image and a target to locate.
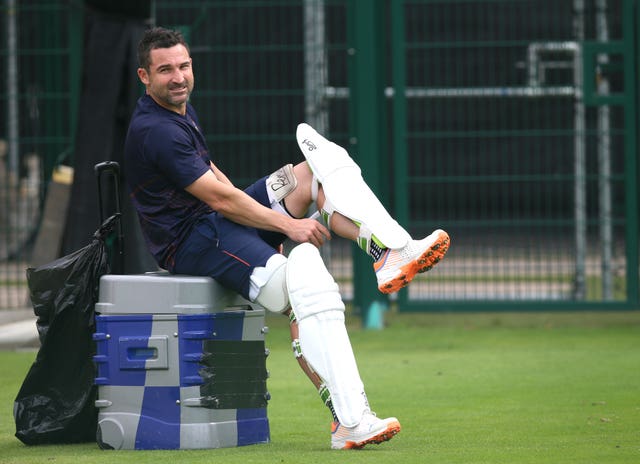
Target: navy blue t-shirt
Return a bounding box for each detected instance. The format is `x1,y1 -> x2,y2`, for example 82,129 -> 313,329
124,94 -> 213,270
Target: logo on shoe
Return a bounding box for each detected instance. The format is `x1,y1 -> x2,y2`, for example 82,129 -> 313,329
301,139 -> 317,151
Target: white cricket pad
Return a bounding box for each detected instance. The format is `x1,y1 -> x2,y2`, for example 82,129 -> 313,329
296,123 -> 410,249
286,243 -> 368,427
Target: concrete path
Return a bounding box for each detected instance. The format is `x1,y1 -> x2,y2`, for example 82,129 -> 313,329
0,308 -> 39,350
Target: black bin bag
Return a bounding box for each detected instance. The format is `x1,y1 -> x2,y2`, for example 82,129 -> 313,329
13,215 -> 119,445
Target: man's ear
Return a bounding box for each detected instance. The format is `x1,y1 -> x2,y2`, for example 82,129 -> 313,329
137,67 -> 149,85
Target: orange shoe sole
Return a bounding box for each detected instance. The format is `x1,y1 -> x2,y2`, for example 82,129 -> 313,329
343,420 -> 402,449
378,231 -> 450,294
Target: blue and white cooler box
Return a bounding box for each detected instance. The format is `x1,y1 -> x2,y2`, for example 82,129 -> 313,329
92,273 -> 270,450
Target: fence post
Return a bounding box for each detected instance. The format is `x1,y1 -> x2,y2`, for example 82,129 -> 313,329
67,3 -> 83,174
623,0 -> 638,307
348,0 -> 389,327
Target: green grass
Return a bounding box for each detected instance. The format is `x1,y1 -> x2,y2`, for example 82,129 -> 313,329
1,311 -> 639,464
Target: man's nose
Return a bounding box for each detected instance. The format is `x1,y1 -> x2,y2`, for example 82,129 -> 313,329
171,69 -> 186,83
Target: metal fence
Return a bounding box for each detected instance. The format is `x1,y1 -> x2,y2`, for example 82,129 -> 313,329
1,0 -> 82,309
389,0 -> 638,310
1,0 -> 638,312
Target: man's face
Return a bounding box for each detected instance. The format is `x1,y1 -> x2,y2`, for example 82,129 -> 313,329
138,44 -> 194,114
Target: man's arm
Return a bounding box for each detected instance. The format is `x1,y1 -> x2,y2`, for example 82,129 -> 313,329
209,161 -> 233,186
185,169 -> 330,247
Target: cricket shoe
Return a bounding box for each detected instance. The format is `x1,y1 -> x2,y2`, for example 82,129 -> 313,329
331,412 -> 401,450
374,229 -> 450,294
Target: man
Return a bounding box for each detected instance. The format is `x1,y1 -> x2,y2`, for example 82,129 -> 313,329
124,27 -> 450,450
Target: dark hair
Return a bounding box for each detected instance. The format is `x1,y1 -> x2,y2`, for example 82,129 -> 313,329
137,27 -> 190,71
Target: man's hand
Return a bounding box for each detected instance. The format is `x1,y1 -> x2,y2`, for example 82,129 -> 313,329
285,217 -> 331,248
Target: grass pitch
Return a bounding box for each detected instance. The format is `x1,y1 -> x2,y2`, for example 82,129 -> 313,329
1,310 -> 639,464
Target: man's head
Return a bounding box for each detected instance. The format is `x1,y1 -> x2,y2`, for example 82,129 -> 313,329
137,27 -> 189,72
137,27 -> 194,115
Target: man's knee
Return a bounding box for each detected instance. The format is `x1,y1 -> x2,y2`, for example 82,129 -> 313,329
252,253 -> 289,313
266,162 -> 318,219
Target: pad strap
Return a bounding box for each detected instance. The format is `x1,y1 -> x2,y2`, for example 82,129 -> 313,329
310,175 -> 319,202
292,339 -> 303,359
320,202 -> 335,230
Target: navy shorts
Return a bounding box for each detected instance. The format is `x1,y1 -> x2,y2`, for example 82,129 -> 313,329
172,176 -> 287,300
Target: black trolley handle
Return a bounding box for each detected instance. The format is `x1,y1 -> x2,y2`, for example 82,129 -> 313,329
94,161 -> 124,267
94,161 -> 121,221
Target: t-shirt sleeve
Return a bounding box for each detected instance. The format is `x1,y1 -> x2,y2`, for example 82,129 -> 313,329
145,123 -> 210,189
